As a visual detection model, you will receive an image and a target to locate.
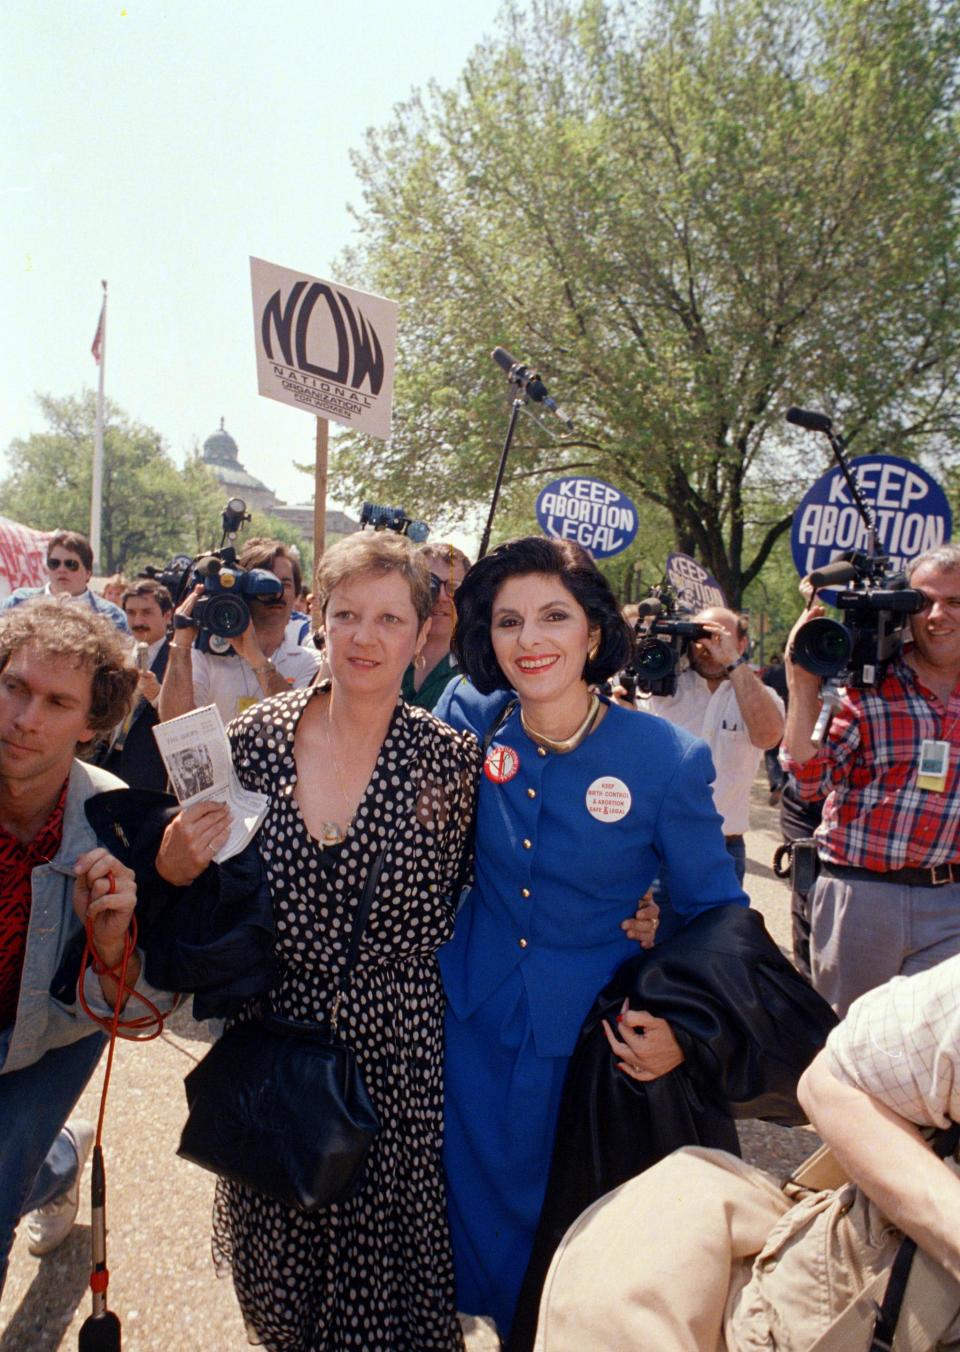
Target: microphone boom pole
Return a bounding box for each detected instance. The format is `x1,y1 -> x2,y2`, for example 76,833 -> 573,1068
478,392 -> 523,562
786,406 -> 876,554
478,347 -> 573,560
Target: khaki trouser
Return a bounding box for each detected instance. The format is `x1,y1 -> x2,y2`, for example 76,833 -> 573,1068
534,1147 -> 960,1352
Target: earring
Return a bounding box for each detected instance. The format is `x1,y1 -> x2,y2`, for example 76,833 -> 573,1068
414,650 -> 426,671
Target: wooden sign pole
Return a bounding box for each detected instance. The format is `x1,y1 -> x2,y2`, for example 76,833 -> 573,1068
312,417 -> 328,629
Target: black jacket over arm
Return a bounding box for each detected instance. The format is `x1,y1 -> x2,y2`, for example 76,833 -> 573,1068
508,905 -> 837,1351
84,789 -> 276,1019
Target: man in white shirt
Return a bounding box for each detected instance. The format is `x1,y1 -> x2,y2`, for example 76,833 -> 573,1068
643,607 -> 784,888
158,539 -> 322,727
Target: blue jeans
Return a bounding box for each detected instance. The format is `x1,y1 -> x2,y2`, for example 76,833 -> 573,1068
653,836 -> 747,944
765,746 -> 786,793
0,1032 -> 104,1293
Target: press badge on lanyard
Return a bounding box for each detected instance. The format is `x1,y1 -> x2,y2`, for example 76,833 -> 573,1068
918,739 -> 950,792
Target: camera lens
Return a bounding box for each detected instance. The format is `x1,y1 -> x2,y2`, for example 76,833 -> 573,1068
634,638 -> 676,682
790,618 -> 852,678
207,594 -> 249,638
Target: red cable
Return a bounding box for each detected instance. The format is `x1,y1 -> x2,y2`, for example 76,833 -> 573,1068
75,894 -> 173,1308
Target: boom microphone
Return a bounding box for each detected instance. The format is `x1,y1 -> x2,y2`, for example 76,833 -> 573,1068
808,560 -> 860,589
786,406 -> 834,434
491,347 -> 574,430
492,346 -> 519,375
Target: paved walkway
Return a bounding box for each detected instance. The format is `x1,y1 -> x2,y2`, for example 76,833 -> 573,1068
0,778 -> 813,1350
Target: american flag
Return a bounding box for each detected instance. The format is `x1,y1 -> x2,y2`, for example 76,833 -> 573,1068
91,287 -> 106,364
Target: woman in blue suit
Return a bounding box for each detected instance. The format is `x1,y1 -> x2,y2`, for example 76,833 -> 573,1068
434,537 -> 748,1343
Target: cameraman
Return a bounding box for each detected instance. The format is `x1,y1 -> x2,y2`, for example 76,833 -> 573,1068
781,542 -> 960,1016
158,539 -> 322,727
644,607 -> 784,884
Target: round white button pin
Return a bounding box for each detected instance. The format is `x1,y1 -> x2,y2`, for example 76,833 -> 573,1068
585,776 -> 632,822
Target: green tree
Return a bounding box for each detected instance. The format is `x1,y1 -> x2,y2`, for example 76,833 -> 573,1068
336,0 -> 960,604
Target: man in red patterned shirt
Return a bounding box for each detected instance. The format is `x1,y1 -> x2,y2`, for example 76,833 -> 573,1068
782,542 -> 960,1015
0,600 -> 142,1288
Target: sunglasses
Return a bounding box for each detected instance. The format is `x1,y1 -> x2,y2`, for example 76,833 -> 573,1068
430,573 -> 460,600
48,556 -> 81,571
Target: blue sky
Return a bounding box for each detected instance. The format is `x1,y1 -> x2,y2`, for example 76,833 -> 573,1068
1,0 -> 504,528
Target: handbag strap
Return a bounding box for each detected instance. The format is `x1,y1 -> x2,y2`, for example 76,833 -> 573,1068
340,846 -> 389,982
326,843 -> 392,1032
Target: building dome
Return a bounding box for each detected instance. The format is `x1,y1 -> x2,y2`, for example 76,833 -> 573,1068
199,414 -> 279,513
203,417 -> 240,467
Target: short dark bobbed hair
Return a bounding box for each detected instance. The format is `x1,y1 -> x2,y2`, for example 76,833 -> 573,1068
452,537 -> 634,694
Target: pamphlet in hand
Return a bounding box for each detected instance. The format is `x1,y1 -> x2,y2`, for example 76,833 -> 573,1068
152,704 -> 268,862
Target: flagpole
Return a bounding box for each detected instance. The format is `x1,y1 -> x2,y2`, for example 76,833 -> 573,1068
90,279 -> 107,569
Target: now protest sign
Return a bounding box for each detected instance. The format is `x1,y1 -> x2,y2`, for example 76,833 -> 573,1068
791,455 -> 952,579
250,257 -> 398,440
535,477 -> 638,559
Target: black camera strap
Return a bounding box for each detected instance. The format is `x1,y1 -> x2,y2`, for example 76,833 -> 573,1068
868,1121 -> 960,1351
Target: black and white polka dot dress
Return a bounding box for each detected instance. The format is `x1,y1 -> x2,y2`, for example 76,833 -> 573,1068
211,685 -> 480,1352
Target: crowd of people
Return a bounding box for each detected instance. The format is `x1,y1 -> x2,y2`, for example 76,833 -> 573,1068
1,522 -> 959,1351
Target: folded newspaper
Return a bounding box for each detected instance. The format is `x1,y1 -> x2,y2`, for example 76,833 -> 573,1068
152,704 -> 268,862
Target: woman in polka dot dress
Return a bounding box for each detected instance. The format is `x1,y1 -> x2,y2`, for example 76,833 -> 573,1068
175,533 -> 480,1351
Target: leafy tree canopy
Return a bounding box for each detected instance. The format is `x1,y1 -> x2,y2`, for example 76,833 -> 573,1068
336,0 -> 960,603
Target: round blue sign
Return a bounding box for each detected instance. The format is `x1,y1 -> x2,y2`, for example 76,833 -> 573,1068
791,455 -> 951,582
535,477 -> 638,559
665,553 -> 727,610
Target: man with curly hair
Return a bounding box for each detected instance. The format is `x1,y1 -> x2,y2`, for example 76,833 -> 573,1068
0,601 -> 151,1287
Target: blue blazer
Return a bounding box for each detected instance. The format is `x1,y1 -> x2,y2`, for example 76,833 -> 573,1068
435,681 -> 749,1058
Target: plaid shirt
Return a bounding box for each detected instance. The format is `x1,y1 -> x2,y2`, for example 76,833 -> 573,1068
826,952 -> 960,1129
782,649 -> 960,871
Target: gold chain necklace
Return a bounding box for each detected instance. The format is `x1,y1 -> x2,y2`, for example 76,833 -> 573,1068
319,709 -> 353,848
520,693 -> 602,755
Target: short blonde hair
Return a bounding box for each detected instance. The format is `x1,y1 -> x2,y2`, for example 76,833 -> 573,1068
314,532 -> 433,624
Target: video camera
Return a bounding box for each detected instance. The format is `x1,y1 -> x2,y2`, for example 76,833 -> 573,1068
790,552 -> 926,688
141,498 -> 284,655
138,555 -> 194,604
360,502 -> 430,543
785,408 -> 927,690
632,586 -> 711,698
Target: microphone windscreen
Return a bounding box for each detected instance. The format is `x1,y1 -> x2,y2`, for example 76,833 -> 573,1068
808,560 -> 859,588
786,406 -> 834,434
491,347 -> 518,374
637,599 -> 663,617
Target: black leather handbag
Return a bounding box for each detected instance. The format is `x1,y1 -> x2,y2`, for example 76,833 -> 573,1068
177,848 -> 387,1211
